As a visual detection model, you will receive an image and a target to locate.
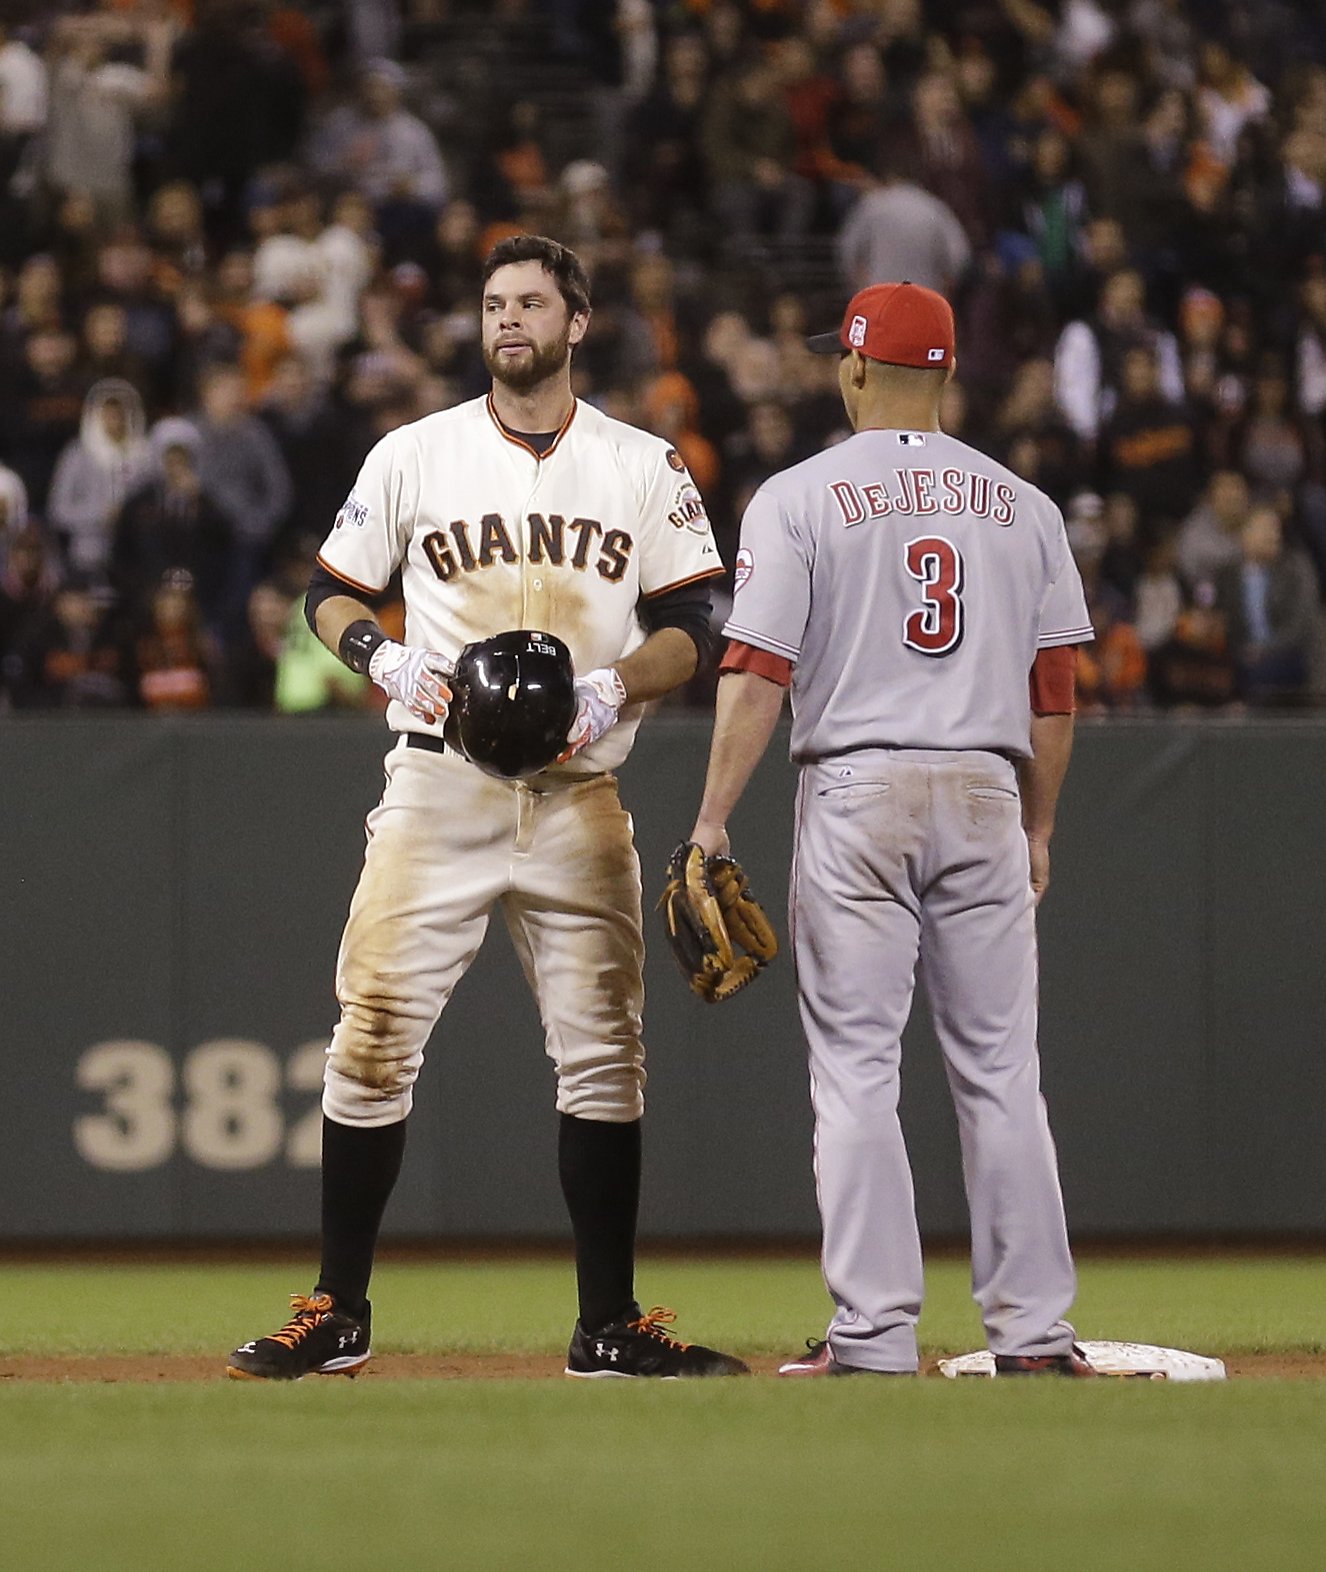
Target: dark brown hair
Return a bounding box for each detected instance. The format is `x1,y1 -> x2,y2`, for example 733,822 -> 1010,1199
481,235 -> 591,317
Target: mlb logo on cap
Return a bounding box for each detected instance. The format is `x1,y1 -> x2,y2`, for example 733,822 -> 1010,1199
807,281 -> 956,370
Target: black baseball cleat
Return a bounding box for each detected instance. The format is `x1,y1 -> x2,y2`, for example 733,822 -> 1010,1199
226,1293 -> 372,1381
994,1344 -> 1095,1378
565,1304 -> 749,1379
778,1338 -> 916,1376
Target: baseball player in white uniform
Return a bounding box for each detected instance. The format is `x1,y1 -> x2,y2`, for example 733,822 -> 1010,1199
685,282 -> 1096,1377
228,236 -> 746,1380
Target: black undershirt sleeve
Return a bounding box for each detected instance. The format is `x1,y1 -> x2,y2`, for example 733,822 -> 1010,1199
305,560 -> 395,634
639,580 -> 718,669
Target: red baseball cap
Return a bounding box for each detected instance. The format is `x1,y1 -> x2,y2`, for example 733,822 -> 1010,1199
806,281 -> 956,368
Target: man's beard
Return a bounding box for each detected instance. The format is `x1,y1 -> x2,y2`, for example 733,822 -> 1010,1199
484,326 -> 573,393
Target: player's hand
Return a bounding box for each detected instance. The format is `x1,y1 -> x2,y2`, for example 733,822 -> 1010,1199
1026,833 -> 1051,905
368,640 -> 453,726
689,818 -> 731,858
558,667 -> 627,762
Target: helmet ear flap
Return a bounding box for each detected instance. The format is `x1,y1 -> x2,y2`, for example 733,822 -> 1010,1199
445,629 -> 577,778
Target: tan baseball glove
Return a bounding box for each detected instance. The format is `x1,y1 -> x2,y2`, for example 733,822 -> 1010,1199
658,841 -> 778,1003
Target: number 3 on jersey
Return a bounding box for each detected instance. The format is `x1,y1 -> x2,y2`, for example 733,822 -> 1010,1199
902,535 -> 964,656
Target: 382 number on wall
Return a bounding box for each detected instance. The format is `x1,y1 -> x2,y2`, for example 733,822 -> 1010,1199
74,1039 -> 326,1172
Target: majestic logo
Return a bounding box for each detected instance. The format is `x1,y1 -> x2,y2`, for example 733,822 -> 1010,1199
848,314 -> 868,348
667,483 -> 710,535
665,447 -> 687,473
733,547 -> 754,593
334,492 -> 369,530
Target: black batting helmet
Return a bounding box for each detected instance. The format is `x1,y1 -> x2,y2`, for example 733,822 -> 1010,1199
443,629 -> 577,779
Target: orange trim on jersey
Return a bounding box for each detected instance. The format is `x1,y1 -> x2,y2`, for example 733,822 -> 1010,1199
719,639 -> 794,688
486,393 -> 578,460
315,553 -> 387,598
1029,644 -> 1078,715
642,566 -> 726,599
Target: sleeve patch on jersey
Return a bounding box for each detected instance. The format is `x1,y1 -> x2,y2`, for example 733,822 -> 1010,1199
335,491 -> 369,530
665,447 -> 687,472
668,482 -> 710,534
733,546 -> 754,594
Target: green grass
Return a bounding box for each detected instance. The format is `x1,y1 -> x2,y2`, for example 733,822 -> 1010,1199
0,1252 -> 1322,1357
1,1255 -> 1324,1571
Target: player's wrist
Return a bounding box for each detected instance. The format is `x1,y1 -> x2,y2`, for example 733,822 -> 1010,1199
340,620 -> 389,676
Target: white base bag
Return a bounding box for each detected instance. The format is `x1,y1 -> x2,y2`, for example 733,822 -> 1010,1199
937,1341 -> 1226,1381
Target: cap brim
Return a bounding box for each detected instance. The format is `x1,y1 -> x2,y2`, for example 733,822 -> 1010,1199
805,331 -> 844,355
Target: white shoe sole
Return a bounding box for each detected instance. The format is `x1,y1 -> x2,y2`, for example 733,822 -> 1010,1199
564,1367 -> 680,1380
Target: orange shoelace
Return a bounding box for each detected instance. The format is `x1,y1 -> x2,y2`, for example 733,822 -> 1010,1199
268,1293 -> 335,1349
629,1306 -> 692,1351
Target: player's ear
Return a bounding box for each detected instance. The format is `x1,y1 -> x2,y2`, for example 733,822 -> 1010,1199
945,358 -> 958,383
568,309 -> 591,348
849,351 -> 869,389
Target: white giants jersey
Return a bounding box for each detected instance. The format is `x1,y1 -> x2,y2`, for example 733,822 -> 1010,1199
724,428 -> 1093,761
318,395 -> 723,772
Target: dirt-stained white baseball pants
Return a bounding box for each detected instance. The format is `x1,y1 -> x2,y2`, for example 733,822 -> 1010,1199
322,740 -> 646,1127
793,748 -> 1078,1370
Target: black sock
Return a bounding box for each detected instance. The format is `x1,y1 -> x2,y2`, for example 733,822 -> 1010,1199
558,1113 -> 642,1332
315,1115 -> 407,1319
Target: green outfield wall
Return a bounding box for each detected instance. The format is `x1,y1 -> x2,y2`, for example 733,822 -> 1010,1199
1,714 -> 1322,1241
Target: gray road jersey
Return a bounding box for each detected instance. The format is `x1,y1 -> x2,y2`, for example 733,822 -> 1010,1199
724,428 -> 1092,761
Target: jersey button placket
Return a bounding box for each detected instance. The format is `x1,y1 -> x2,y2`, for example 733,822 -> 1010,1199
521,454 -> 549,629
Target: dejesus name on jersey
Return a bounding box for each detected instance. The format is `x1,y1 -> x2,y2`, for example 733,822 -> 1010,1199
318,395 -> 722,772
725,428 -> 1092,761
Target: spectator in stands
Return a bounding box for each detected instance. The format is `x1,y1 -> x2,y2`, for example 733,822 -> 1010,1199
164,0 -> 307,243
77,302 -> 155,409
309,59 -> 447,217
191,361 -> 292,608
700,58 -> 814,245
1098,344 -> 1199,537
113,418 -> 235,635
259,352 -> 364,551
47,378 -> 154,575
0,21 -> 46,262
0,523 -> 56,704
41,12 -> 173,225
1177,469 -> 1251,593
0,459 -> 28,549
898,70 -> 990,245
134,568 -> 215,712
1019,127 -> 1089,312
1054,269 -> 1184,445
836,158 -> 971,296
624,31 -> 710,243
1215,503 -> 1318,705
1133,536 -> 1185,655
217,579 -> 294,710
252,184 -> 374,381
8,569 -> 128,710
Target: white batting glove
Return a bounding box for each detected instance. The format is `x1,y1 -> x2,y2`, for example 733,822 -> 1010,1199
560,666 -> 628,760
368,640 -> 453,726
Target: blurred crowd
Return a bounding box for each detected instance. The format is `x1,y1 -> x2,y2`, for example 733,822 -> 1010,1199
1,0 -> 1325,715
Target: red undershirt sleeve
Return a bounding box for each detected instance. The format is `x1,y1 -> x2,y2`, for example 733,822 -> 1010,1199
1029,644 -> 1078,715
718,639 -> 795,688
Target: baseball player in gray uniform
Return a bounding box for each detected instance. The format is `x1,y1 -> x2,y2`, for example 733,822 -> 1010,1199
685,282 -> 1096,1376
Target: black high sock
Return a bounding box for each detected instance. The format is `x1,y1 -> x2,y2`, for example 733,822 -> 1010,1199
315,1115 -> 407,1320
558,1113 -> 642,1333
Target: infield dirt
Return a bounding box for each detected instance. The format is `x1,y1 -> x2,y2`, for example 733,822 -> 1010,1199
3,1350 -> 1323,1381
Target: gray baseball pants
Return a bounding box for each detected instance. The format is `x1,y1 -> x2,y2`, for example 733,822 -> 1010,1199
792,748 -> 1078,1373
